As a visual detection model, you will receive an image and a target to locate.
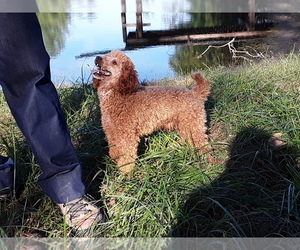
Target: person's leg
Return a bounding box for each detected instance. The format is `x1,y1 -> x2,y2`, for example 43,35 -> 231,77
0,13 -> 85,204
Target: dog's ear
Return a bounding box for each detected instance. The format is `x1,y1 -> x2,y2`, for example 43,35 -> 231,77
117,62 -> 139,95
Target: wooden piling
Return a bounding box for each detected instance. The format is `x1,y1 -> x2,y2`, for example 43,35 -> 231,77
136,0 -> 143,39
121,0 -> 127,42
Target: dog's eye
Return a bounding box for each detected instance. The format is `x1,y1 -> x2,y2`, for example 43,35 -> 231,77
112,60 -> 118,65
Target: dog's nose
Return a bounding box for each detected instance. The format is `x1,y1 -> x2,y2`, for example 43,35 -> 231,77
95,56 -> 102,65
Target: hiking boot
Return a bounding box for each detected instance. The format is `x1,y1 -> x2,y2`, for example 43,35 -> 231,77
57,194 -> 106,232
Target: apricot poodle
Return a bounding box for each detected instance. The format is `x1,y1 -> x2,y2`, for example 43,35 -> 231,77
92,50 -> 211,173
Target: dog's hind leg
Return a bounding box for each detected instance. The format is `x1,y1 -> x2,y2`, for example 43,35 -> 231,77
175,113 -> 210,154
176,114 -> 220,163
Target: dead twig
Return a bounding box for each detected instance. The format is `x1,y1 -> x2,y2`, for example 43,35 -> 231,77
195,37 -> 264,61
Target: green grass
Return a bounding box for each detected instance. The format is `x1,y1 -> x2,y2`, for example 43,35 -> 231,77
1,53 -> 300,237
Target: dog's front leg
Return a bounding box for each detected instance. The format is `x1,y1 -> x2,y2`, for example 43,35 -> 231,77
108,135 -> 140,173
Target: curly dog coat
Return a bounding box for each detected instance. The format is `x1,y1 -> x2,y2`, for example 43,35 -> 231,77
92,50 -> 211,173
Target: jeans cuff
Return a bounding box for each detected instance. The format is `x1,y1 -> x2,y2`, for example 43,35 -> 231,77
38,163 -> 86,204
0,156 -> 14,195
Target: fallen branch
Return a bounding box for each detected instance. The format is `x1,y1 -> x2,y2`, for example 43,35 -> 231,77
196,37 -> 264,61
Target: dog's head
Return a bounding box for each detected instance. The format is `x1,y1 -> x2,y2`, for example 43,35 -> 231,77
92,50 -> 139,95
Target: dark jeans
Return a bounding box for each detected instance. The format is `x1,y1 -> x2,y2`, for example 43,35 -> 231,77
0,13 -> 86,203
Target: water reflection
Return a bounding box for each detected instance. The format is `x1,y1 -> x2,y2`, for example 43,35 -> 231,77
170,45 -> 231,74
37,13 -> 71,57
36,0 -> 70,12
182,13 -> 245,28
36,1 -> 300,83
35,0 -> 300,12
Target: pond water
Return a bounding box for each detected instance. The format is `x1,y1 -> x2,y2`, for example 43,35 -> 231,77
37,0 -> 300,84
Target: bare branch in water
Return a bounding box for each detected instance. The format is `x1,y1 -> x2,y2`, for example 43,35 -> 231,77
196,37 -> 265,61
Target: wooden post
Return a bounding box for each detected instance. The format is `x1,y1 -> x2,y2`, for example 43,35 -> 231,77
121,0 -> 127,42
136,0 -> 143,39
248,0 -> 255,31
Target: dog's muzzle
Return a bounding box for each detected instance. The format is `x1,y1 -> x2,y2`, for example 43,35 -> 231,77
92,56 -> 112,80
91,68 -> 111,80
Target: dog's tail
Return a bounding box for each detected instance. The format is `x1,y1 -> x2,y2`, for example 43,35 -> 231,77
191,72 -> 211,100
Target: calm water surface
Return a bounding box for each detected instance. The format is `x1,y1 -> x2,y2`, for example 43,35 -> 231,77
39,12 -> 183,83
37,0 -> 300,84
